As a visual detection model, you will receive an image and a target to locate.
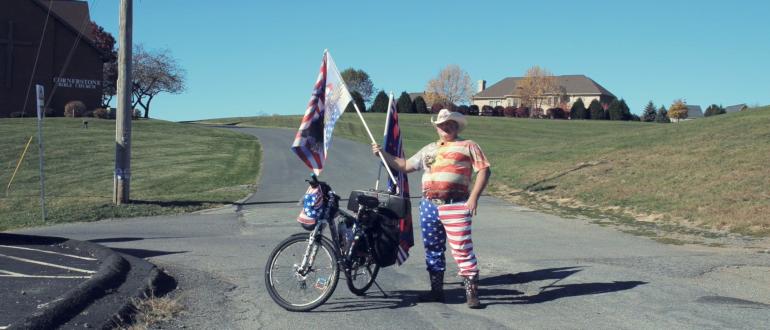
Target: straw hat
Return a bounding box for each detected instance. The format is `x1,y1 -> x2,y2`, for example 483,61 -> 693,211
431,109 -> 467,132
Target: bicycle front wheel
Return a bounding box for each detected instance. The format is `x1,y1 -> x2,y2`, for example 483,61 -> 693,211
265,233 -> 339,311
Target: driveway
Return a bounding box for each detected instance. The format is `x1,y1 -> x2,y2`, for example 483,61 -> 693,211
15,127 -> 770,329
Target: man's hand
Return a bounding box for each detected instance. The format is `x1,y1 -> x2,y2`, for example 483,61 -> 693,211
371,143 -> 382,156
465,198 -> 479,216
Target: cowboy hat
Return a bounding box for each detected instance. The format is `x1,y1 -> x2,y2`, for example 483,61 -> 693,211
431,109 -> 467,132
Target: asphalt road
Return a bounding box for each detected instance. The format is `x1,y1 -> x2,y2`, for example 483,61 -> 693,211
14,127 -> 770,329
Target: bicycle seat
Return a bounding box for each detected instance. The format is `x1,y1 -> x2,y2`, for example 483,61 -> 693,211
357,195 -> 380,209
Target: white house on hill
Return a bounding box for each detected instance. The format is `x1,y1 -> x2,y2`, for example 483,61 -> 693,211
472,75 -> 616,110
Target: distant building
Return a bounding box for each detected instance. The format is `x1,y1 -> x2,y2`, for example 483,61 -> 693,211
472,75 -> 615,110
725,104 -> 748,113
1,0 -> 106,117
671,105 -> 703,122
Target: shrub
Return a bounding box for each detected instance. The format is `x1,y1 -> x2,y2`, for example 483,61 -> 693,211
531,107 -> 544,119
83,110 -> 94,118
468,105 -> 479,116
480,105 -> 494,116
514,107 -> 530,118
108,108 -> 117,119
570,99 -> 588,120
493,106 -> 505,117
413,96 -> 428,114
588,99 -> 605,120
503,106 -> 516,117
10,111 -> 25,118
455,105 -> 469,115
64,101 -> 86,117
93,108 -> 110,119
44,107 -> 57,117
132,108 -> 142,119
704,104 -> 726,117
547,107 -> 567,119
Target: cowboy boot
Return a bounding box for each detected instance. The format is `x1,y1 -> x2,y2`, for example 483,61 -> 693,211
464,275 -> 481,309
418,271 -> 445,302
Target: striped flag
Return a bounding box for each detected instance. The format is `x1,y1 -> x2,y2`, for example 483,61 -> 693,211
382,94 -> 414,265
291,50 -> 352,174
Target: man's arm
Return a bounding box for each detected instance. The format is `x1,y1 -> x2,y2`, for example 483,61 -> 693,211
372,144 -> 417,173
466,167 -> 491,215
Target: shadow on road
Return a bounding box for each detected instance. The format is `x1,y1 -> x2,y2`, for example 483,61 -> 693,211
475,266 -> 647,306
314,292 -> 417,312
131,200 -> 231,207
111,247 -> 188,259
88,236 -> 186,244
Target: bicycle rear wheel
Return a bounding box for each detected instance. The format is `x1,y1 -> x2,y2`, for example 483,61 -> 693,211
265,233 -> 339,311
345,257 -> 380,296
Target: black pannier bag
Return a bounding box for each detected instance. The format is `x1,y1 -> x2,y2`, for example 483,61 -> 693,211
347,190 -> 406,267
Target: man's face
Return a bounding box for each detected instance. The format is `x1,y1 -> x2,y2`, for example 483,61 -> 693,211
435,121 -> 459,140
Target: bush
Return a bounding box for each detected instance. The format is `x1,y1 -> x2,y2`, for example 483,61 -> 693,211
514,107 -> 530,118
704,104 -> 725,117
493,106 -> 505,117
480,105 -> 494,116
413,96 -> 429,114
83,110 -> 94,118
44,107 -> 57,117
531,107 -> 544,119
503,106 -> 516,117
468,105 -> 479,116
64,101 -> 86,117
133,108 -> 142,119
108,108 -> 117,119
93,108 -> 110,119
547,107 -> 567,119
9,111 -> 25,118
455,105 -> 469,115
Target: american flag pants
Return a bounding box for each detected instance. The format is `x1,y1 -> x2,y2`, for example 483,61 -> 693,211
419,198 -> 479,276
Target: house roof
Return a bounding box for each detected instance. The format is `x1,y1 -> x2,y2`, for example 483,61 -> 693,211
686,105 -> 704,118
473,75 -> 615,99
725,104 -> 747,113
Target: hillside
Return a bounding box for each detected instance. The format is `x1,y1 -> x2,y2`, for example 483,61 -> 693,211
198,106 -> 770,236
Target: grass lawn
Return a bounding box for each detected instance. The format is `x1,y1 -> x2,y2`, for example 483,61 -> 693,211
0,118 -> 259,231
197,106 -> 770,236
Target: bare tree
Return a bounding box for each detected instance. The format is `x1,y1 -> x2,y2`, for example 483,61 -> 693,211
131,44 -> 186,118
425,64 -> 473,106
516,66 -> 563,115
341,68 -> 375,104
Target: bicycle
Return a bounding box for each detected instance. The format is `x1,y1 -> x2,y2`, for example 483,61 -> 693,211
264,174 -> 406,312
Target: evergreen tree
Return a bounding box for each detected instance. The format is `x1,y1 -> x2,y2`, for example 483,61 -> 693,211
397,91 -> 413,113
589,99 -> 605,120
370,91 -> 389,113
642,101 -> 657,122
619,99 -> 632,120
655,105 -> 670,123
704,104 -> 726,117
344,91 -> 366,113
414,96 -> 429,114
607,99 -> 623,120
570,98 -> 588,119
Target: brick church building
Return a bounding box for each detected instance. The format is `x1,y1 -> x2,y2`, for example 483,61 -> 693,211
1,0 -> 106,117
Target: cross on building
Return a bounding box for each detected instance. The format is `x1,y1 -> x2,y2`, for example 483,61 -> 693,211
0,21 -> 35,88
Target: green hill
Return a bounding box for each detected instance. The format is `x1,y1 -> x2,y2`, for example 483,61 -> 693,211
199,106 -> 770,236
0,118 -> 259,230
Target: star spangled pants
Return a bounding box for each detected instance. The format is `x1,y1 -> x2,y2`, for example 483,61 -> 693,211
419,198 -> 479,276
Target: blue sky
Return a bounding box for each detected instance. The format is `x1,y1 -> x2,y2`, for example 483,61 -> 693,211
89,0 -> 770,121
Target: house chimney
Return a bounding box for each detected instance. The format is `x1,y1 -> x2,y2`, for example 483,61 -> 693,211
477,80 -> 486,93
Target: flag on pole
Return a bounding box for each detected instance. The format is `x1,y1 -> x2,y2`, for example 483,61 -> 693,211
291,50 -> 353,174
382,94 -> 414,265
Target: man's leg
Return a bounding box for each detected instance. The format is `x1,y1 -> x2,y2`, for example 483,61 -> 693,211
438,202 -> 481,308
418,198 -> 446,302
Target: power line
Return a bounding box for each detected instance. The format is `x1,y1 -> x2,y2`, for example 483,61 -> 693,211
20,0 -> 54,117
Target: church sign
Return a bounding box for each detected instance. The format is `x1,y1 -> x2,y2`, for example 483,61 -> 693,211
53,77 -> 101,89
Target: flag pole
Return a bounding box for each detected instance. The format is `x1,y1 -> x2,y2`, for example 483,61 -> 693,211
350,101 -> 399,193
375,92 -> 394,191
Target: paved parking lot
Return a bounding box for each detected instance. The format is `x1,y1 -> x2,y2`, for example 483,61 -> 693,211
0,242 -> 99,328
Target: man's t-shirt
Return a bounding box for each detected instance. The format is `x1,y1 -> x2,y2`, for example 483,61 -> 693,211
407,139 -> 490,200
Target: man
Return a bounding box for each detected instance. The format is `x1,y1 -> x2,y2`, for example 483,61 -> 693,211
372,109 -> 491,308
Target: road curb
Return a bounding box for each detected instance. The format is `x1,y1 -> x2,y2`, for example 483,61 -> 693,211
6,234 -> 129,330
105,259 -> 177,329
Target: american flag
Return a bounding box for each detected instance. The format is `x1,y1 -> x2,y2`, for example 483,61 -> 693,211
291,50 -> 352,174
382,94 -> 414,265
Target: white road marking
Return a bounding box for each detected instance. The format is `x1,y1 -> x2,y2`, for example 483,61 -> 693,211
0,269 -> 91,279
0,245 -> 97,261
0,253 -> 96,274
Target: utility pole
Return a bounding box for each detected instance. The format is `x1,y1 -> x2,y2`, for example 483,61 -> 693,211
114,0 -> 132,204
